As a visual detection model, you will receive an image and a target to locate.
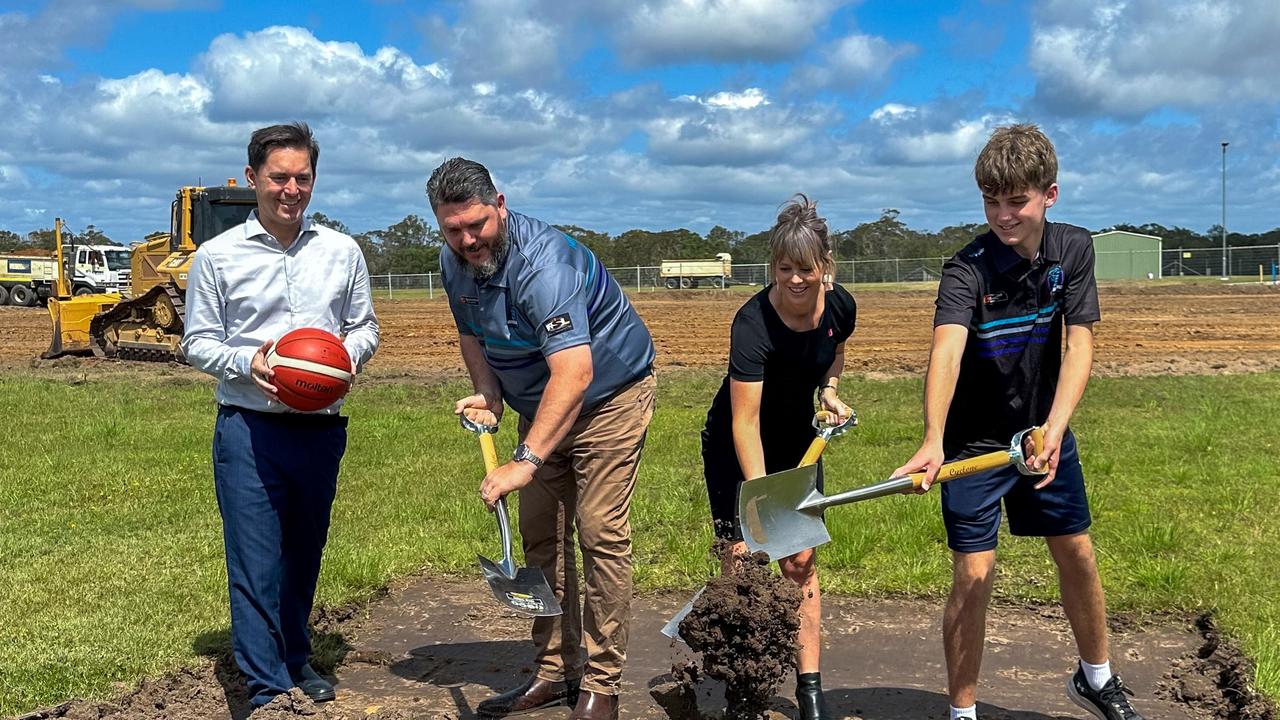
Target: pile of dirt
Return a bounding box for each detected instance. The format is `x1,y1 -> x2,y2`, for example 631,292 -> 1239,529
676,542 -> 802,720
1165,614 -> 1277,720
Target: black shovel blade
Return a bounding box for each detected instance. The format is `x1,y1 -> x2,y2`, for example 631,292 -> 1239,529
478,555 -> 563,617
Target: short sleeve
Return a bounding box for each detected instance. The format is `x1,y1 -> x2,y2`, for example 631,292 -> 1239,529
934,256 -> 981,328
728,300 -> 769,382
1063,234 -> 1101,325
829,283 -> 857,343
517,262 -> 591,355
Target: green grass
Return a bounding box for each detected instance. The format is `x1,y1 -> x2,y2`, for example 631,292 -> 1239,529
1,370 -> 1278,714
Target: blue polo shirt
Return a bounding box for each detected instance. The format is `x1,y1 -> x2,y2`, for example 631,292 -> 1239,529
934,222 -> 1100,458
441,210 -> 655,420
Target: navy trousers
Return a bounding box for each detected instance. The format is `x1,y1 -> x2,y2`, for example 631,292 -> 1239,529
212,406 -> 347,706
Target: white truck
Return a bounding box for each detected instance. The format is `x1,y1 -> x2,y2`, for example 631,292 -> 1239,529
659,252 -> 733,289
0,245 -> 131,306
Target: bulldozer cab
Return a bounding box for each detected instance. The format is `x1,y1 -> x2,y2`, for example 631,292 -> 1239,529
133,185 -> 257,298
45,183 -> 257,361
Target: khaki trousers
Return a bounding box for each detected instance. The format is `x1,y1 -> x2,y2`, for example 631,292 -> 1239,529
516,373 -> 656,695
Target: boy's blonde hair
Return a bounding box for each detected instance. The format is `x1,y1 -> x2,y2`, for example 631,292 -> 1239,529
974,124 -> 1057,195
769,194 -> 833,277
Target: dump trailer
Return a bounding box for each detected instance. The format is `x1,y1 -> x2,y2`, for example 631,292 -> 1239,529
659,252 -> 732,289
0,254 -> 56,307
45,183 -> 257,361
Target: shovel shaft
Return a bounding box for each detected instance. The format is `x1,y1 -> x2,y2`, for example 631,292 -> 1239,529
906,448 -> 1015,490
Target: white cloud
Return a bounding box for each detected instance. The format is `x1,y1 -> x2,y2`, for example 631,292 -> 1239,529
870,103 -> 916,123
616,0 -> 839,65
419,0 -> 563,86
1030,0 -> 1280,116
199,26 -> 450,122
786,31 -> 916,92
680,88 -> 770,110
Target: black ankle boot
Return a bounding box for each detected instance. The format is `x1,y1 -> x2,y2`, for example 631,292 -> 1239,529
795,672 -> 829,720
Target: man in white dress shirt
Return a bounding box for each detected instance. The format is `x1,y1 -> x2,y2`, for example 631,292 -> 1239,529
181,122 -> 379,709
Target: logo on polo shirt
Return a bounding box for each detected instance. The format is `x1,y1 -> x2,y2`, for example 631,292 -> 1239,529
1047,265 -> 1064,297
544,313 -> 573,336
982,291 -> 1008,306
459,295 -> 479,305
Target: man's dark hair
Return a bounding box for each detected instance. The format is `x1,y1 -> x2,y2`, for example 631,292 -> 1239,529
247,122 -> 319,173
426,157 -> 499,212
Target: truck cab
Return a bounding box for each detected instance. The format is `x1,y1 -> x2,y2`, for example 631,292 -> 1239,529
71,245 -> 132,296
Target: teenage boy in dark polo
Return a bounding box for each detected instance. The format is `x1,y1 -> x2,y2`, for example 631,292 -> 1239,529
428,157 -> 655,720
893,124 -> 1145,720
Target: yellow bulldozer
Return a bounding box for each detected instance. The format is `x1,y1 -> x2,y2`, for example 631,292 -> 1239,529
45,182 -> 257,361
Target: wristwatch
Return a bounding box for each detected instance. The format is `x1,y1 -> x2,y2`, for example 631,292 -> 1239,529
512,443 -> 545,469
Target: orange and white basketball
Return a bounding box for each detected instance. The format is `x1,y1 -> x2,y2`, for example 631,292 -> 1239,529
266,328 -> 354,412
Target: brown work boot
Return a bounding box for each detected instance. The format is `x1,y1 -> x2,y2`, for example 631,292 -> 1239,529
569,690 -> 619,720
477,676 -> 579,717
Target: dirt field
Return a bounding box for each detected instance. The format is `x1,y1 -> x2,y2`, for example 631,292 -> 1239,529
5,281 -> 1280,377
7,280 -> 1280,720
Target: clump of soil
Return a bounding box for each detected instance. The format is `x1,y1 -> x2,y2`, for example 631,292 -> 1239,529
677,541 -> 801,720
1166,614 -> 1276,720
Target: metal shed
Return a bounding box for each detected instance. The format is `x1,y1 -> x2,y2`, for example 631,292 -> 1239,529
1091,230 -> 1163,280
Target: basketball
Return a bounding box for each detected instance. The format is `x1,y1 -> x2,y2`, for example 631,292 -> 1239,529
265,328 -> 354,412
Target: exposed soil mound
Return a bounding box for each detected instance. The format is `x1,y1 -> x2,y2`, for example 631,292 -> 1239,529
1165,614 -> 1277,720
677,543 -> 801,720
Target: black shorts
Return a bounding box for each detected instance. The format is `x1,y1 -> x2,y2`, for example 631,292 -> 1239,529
703,441 -> 824,541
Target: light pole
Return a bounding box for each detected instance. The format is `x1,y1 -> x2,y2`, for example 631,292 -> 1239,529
1221,141 -> 1229,279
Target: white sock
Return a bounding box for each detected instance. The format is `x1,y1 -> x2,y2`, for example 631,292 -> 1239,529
1080,658 -> 1113,691
950,704 -> 977,720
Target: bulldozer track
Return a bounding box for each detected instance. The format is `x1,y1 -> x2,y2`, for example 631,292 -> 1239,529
87,284 -> 185,362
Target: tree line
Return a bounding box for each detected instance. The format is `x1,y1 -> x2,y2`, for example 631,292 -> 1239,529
4,213 -> 1279,273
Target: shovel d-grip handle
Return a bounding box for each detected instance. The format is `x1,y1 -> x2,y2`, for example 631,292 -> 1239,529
798,409 -> 859,466
904,425 -> 1047,491
460,416 -> 518,579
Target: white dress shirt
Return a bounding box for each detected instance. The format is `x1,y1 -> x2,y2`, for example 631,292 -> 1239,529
181,212 -> 379,414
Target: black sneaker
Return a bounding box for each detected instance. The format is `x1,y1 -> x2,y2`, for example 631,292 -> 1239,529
1067,666 -> 1144,720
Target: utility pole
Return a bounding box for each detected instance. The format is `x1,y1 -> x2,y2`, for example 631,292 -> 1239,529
1221,141 -> 1229,280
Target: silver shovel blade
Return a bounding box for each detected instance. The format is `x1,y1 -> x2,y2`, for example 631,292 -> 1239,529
660,587 -> 704,643
738,464 -> 830,561
478,555 -> 563,617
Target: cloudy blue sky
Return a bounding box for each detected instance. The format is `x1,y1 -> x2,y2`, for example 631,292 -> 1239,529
1,0 -> 1277,243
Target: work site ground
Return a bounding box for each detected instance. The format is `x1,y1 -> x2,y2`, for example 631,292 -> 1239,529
21,575 -> 1265,720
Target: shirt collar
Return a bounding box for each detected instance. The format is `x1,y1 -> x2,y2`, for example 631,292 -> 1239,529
988,223 -> 1060,277
244,210 -> 314,248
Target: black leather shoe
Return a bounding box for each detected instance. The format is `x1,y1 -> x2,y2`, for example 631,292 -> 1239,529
795,672 -> 829,720
478,676 -> 581,717
290,663 -> 336,703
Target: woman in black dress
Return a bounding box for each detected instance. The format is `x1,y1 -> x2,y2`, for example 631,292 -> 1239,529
701,195 -> 855,720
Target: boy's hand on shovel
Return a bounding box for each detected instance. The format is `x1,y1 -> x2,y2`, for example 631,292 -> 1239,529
1028,423 -> 1064,489
893,440 -> 944,493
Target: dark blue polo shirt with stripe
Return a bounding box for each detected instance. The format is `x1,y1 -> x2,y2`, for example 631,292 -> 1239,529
441,210 -> 655,420
934,222 -> 1100,459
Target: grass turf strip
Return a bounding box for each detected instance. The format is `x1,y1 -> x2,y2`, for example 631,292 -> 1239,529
0,370 -> 1276,714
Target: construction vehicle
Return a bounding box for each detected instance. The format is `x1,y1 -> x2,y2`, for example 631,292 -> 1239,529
1,245 -> 129,307
659,252 -> 732,289
45,183 -> 257,361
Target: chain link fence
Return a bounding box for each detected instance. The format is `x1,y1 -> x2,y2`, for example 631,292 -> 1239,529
369,244 -> 1280,298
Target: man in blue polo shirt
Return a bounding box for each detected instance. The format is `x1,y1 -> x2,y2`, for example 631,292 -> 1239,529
894,125 -> 1145,720
428,157 -> 655,720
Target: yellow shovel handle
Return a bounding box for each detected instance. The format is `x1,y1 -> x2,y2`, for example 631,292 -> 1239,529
799,437 -> 828,467
479,432 -> 500,474
906,425 -> 1046,490
907,450 -> 1009,489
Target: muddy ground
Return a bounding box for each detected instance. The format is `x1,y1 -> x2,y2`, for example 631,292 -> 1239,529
6,281 -> 1280,719
16,576 -> 1272,720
